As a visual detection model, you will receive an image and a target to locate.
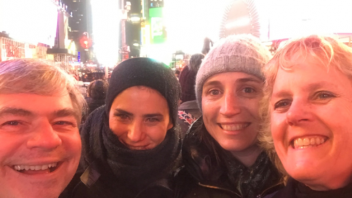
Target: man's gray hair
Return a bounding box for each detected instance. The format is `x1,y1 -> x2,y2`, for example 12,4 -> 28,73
0,59 -> 86,123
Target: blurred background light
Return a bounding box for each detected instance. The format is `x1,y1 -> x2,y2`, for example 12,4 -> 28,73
91,0 -> 120,67
164,0 -> 233,54
0,0 -> 57,46
262,0 -> 352,40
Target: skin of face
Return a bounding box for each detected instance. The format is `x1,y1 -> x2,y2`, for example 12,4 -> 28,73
201,72 -> 263,166
0,92 -> 81,198
109,86 -> 173,150
271,58 -> 352,190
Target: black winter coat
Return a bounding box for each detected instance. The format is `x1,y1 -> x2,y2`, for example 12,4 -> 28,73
264,178 -> 352,198
174,118 -> 283,198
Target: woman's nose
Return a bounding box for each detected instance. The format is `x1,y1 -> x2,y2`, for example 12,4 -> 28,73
286,100 -> 312,126
127,121 -> 145,142
219,92 -> 241,117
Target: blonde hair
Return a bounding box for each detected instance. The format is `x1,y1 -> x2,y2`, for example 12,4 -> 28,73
0,59 -> 86,123
258,35 -> 352,176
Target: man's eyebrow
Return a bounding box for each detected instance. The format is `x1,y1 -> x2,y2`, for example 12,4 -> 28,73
0,107 -> 33,118
52,109 -> 78,119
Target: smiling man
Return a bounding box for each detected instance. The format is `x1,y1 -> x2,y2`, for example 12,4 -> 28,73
0,59 -> 85,198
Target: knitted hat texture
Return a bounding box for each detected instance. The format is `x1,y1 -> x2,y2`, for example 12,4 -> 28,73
106,58 -> 180,125
195,34 -> 272,110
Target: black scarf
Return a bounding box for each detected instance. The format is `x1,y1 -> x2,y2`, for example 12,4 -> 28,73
80,106 -> 182,197
223,151 -> 281,198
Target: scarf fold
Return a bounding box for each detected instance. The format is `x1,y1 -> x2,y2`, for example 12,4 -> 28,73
80,106 -> 182,195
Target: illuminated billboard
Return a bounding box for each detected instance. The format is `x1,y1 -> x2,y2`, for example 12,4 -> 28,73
91,0 -> 120,67
0,0 -> 57,46
149,8 -> 166,44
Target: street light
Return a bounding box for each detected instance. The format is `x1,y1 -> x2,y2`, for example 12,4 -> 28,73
130,13 -> 141,24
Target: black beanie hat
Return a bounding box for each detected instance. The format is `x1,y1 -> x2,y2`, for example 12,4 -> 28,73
105,57 -> 180,125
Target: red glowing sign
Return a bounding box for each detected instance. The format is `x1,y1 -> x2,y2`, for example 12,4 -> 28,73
79,36 -> 92,49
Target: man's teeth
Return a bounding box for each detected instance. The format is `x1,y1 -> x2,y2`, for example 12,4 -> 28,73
13,163 -> 57,171
221,123 -> 249,131
293,136 -> 326,149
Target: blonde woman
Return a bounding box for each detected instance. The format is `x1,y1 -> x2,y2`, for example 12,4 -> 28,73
261,35 -> 352,198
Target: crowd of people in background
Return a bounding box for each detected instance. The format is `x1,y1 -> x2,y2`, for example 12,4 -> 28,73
1,33 -> 352,198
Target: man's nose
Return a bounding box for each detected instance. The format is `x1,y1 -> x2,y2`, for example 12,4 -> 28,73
27,120 -> 62,150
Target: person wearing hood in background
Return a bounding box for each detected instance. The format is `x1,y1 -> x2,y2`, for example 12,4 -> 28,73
178,53 -> 204,136
86,79 -> 108,115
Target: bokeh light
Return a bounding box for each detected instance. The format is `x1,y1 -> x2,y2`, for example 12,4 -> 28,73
91,0 -> 120,67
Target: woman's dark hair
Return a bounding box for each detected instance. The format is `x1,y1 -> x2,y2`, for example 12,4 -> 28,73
88,79 -> 108,99
195,120 -> 225,168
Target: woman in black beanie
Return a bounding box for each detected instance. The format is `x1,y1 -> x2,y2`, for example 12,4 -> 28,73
60,58 -> 182,198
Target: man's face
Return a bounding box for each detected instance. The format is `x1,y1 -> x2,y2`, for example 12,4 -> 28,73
109,86 -> 173,150
201,72 -> 263,156
0,92 -> 81,198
